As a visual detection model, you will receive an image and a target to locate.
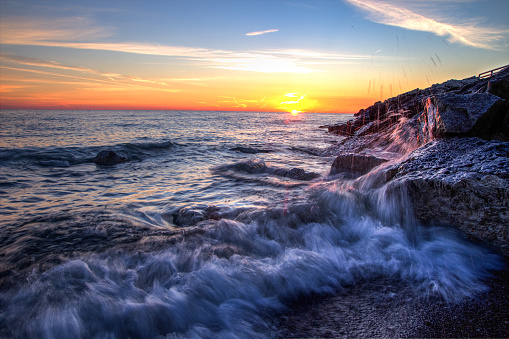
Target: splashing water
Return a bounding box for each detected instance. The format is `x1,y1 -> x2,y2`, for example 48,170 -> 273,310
0,110 -> 503,338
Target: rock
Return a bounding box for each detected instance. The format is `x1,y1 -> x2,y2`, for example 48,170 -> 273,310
169,205 -> 223,227
420,93 -> 503,138
385,138 -> 509,255
330,154 -> 388,175
323,66 -> 509,255
325,67 -> 509,144
234,159 -> 268,173
230,146 -> 272,154
173,207 -> 205,227
467,100 -> 509,141
92,150 -> 129,165
487,78 -> 509,100
271,167 -> 320,181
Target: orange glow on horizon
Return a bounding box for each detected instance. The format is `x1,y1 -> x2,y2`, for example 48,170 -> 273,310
0,59 -> 425,114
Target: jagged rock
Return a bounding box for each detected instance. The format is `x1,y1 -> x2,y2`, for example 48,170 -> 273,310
420,93 -> 503,138
488,77 -> 509,100
467,100 -> 509,141
92,150 -> 129,165
330,154 -> 388,175
324,66 -> 509,255
385,138 -> 509,255
327,66 -> 509,143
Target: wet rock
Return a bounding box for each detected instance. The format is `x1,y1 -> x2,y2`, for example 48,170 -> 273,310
168,205 -> 223,227
233,159 -> 268,173
330,154 -> 388,176
172,207 -> 205,227
385,138 -> 509,255
92,150 -> 129,165
271,167 -> 320,181
230,146 -> 273,154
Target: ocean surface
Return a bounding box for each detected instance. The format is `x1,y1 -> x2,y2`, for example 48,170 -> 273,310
0,110 -> 503,338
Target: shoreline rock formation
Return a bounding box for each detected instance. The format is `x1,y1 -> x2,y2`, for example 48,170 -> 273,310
325,65 -> 509,255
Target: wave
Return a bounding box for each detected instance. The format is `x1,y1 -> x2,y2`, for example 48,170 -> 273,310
213,159 -> 321,182
0,179 -> 502,338
0,140 -> 177,168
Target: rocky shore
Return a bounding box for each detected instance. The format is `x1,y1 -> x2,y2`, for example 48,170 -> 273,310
276,66 -> 509,338
325,65 -> 509,256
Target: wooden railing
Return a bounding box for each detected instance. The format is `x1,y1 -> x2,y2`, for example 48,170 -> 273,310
478,64 -> 509,79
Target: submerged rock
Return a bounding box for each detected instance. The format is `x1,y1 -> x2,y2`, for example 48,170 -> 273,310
271,167 -> 320,181
92,150 -> 129,165
230,146 -> 273,154
385,138 -> 509,255
330,154 -> 388,176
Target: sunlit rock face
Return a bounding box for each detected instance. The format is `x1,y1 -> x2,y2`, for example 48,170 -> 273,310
384,138 -> 509,255
422,93 -> 504,138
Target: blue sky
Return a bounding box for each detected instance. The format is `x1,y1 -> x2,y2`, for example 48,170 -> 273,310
1,0 -> 508,112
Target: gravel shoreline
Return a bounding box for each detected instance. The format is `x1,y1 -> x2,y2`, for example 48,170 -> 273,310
276,259 -> 509,338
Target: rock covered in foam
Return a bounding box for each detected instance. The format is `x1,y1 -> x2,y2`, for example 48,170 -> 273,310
384,137 -> 509,255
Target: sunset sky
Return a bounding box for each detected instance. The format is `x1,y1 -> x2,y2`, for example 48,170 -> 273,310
1,0 -> 508,113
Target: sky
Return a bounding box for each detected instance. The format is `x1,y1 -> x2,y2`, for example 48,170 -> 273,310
0,0 -> 508,113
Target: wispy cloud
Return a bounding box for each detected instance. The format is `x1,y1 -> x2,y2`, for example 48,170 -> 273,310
0,16 -> 384,74
245,29 -> 279,36
0,16 -> 112,44
344,0 -> 509,49
0,56 -> 181,92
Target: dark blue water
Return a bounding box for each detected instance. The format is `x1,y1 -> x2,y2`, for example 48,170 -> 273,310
0,110 -> 502,338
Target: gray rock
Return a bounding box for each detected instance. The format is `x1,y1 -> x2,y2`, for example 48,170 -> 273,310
487,77 -> 509,100
173,207 -> 205,227
330,154 -> 388,176
92,150 -> 129,165
420,93 -> 502,138
328,68 -> 509,144
385,138 -> 509,255
271,167 -> 320,181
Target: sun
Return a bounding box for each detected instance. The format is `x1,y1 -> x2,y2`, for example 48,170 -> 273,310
291,109 -> 300,116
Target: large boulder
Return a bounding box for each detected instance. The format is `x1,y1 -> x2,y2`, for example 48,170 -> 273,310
330,154 -> 388,175
420,93 -> 503,138
385,138 -> 509,255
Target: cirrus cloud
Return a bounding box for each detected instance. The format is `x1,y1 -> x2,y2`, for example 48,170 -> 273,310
245,29 -> 279,36
344,0 -> 509,49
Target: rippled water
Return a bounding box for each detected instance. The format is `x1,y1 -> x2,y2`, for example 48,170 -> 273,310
0,110 -> 502,338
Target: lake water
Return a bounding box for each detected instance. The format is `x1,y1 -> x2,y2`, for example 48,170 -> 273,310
0,110 -> 502,338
